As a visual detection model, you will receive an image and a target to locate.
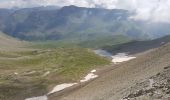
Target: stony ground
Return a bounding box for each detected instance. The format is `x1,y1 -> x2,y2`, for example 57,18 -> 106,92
122,66 -> 170,100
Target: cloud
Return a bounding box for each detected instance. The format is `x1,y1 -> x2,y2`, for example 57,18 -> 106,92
0,0 -> 170,23
127,0 -> 170,23
0,0 -> 43,8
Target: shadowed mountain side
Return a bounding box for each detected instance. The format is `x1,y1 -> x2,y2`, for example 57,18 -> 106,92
103,35 -> 170,54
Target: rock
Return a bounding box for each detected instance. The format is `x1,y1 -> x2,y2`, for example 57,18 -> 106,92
164,66 -> 170,69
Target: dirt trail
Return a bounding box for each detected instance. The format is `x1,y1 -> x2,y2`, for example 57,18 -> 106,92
49,44 -> 170,100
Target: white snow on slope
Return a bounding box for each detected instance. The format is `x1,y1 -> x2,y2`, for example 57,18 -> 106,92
80,69 -> 98,83
112,53 -> 136,64
91,69 -> 97,73
48,83 -> 78,94
25,95 -> 47,100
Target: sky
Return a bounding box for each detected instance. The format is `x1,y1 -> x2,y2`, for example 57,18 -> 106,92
0,0 -> 170,23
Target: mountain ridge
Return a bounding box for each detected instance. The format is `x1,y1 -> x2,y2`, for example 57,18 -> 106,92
0,5 -> 164,41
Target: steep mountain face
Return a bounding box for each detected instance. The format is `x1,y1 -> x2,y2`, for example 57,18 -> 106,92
0,9 -> 16,30
0,6 -> 170,41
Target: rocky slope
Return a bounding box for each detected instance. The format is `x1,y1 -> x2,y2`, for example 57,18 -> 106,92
122,65 -> 170,100
49,43 -> 170,100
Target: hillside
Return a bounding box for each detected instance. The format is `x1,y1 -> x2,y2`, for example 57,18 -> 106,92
49,43 -> 170,100
0,32 -> 24,48
0,32 -> 111,100
0,33 -> 110,100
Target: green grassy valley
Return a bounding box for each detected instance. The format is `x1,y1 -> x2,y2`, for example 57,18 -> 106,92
0,32 -> 110,100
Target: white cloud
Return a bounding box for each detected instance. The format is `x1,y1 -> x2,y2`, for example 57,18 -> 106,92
0,0 -> 43,8
0,0 -> 170,23
128,0 -> 170,23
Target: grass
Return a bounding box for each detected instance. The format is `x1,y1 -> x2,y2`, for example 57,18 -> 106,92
0,48 -> 110,78
0,47 -> 110,100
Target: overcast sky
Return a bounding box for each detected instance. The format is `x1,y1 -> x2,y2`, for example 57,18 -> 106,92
0,0 -> 170,23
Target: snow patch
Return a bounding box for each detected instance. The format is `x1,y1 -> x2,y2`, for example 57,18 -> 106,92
91,69 -> 96,73
112,53 -> 136,64
94,50 -> 136,64
25,95 -> 47,100
48,83 -> 78,94
80,69 -> 98,83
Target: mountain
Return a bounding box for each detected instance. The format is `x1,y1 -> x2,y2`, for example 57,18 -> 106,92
0,9 -> 16,30
0,6 -> 133,40
0,5 -> 158,41
0,6 -> 170,47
